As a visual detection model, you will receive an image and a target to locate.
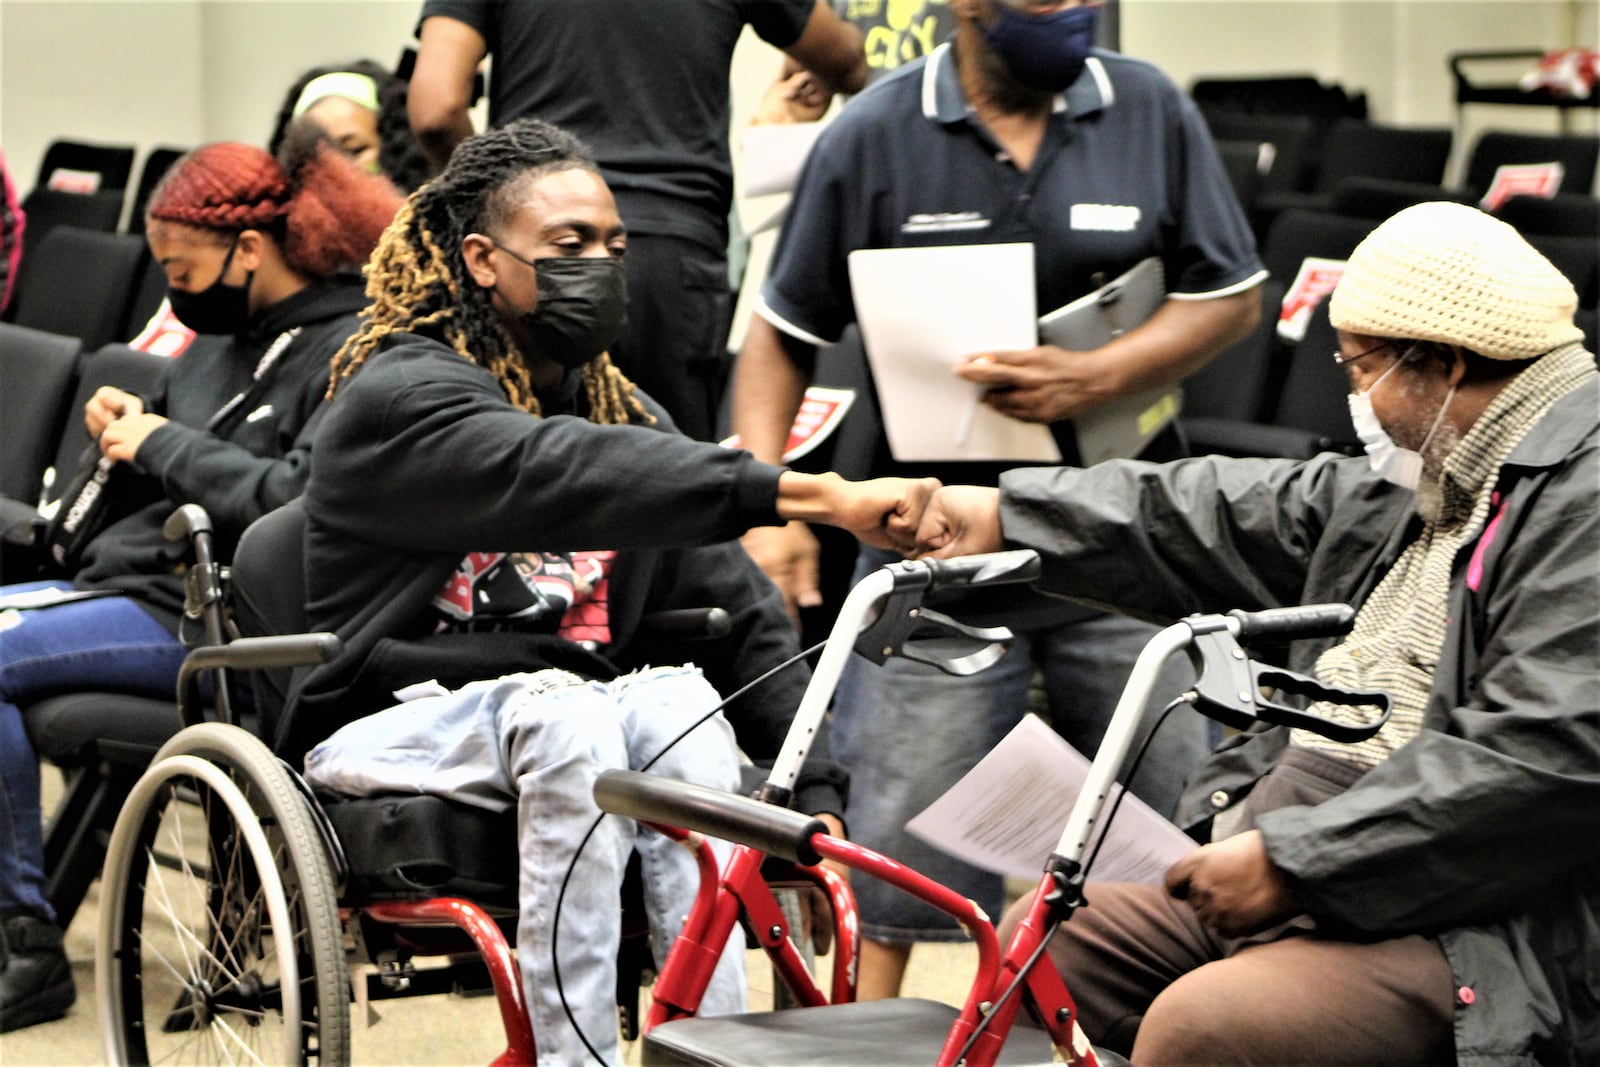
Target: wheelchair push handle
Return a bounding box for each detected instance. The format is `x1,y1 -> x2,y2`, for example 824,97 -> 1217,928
594,769 -> 828,867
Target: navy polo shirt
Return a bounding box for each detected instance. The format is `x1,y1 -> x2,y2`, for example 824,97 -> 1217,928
758,42 -> 1266,480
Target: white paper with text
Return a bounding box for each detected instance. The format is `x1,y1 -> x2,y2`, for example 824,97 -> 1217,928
906,714 -> 1198,882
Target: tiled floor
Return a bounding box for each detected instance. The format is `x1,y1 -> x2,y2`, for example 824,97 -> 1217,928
3,768 -> 984,1066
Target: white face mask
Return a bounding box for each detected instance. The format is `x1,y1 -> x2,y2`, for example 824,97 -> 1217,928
1345,353 -> 1455,491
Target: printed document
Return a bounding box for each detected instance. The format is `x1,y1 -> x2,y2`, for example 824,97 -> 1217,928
847,243 -> 1062,463
906,714 -> 1198,883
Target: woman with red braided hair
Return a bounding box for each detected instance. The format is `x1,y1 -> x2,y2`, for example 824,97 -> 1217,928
0,139 -> 401,1031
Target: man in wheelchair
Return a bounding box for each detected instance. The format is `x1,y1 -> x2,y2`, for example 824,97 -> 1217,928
915,203 -> 1599,1064
290,118 -> 932,1064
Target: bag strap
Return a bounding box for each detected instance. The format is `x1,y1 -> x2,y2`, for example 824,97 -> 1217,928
206,326 -> 303,433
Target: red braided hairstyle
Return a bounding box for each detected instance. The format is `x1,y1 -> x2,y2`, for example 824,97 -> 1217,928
146,141 -> 402,280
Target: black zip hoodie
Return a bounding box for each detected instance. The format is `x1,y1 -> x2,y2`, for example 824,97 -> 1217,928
74,279 -> 367,631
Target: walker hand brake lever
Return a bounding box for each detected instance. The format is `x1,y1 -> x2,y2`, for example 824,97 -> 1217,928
1189,629 -> 1392,743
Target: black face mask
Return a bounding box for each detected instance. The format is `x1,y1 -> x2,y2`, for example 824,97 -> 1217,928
497,247 -> 628,370
167,237 -> 254,336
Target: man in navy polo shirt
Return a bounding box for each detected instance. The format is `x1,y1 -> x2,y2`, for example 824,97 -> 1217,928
732,0 -> 1266,999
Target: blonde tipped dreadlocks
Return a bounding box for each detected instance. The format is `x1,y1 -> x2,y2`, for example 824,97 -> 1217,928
328,119 -> 652,425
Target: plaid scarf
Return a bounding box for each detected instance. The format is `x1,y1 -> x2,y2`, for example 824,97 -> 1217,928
1293,342 -> 1597,771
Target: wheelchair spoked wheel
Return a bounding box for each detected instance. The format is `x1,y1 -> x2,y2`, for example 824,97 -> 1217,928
97,723 -> 349,1065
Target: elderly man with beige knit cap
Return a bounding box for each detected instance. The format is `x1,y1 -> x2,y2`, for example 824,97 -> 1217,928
909,201 -> 1599,1066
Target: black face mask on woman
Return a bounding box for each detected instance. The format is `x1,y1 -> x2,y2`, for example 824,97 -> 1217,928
168,237 -> 254,336
496,245 -> 629,370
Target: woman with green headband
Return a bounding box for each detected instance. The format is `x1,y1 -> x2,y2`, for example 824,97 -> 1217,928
269,59 -> 433,193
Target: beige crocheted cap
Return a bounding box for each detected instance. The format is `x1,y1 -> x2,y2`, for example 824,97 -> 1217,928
1329,201 -> 1584,360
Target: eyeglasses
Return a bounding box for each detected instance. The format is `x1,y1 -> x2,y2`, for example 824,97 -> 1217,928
1332,340 -> 1394,367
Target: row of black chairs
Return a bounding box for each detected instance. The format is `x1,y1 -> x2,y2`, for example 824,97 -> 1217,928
6,225 -> 166,352
4,140 -> 187,329
1209,116 -> 1600,242
0,323 -> 176,587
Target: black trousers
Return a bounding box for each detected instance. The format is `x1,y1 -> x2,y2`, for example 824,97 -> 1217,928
610,232 -> 731,443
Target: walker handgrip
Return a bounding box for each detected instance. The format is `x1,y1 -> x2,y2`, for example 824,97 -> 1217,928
593,770 -> 827,867
922,549 -> 1041,593
1228,604 -> 1356,639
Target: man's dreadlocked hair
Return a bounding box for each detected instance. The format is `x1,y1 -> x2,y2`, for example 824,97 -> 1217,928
328,118 -> 651,424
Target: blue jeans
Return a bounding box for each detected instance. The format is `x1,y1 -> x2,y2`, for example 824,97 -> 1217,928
831,550 -> 1207,943
0,581 -> 187,920
304,665 -> 747,1067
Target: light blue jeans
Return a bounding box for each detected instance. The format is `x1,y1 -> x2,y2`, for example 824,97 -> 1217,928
0,581 -> 186,921
304,665 -> 747,1066
831,550 -> 1206,943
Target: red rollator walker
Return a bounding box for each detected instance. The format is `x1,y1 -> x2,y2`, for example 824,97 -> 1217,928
595,550 -> 1392,1066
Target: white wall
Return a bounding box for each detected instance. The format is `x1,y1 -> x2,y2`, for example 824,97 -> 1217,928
3,0 -> 1597,202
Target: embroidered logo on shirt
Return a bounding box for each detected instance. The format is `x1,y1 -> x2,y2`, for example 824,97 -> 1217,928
246,405 -> 274,423
901,211 -> 992,234
1070,204 -> 1141,232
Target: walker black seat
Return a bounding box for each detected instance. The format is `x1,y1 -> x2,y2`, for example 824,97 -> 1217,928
641,999 -> 1057,1066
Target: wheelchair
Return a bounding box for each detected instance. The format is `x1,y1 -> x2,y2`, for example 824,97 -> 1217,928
85,499 -> 852,1065
589,553 -> 1395,1066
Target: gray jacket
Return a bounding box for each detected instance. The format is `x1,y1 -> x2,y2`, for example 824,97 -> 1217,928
998,376 -> 1600,1065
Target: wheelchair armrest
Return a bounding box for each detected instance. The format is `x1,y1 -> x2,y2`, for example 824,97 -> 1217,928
594,769 -> 827,867
177,633 -> 342,728
639,607 -> 732,638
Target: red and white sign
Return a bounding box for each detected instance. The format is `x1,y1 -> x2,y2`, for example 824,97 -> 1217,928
128,297 -> 197,358
1479,162 -> 1565,212
46,168 -> 101,194
720,386 -> 856,463
1278,257 -> 1347,343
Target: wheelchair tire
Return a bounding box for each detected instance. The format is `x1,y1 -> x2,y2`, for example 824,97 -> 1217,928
97,722 -> 350,1065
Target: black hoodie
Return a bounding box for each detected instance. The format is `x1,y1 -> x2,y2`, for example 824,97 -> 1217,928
74,279 -> 366,630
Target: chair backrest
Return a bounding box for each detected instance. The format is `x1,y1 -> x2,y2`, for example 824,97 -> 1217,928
1182,277 -> 1287,424
1464,130 -> 1600,199
229,499 -> 312,732
1202,112 -> 1321,197
34,139 -> 136,195
1327,177 -> 1477,220
1524,231 -> 1600,312
45,343 -> 173,492
1268,301 -> 1359,451
1257,207 -> 1376,285
0,323 -> 82,502
1312,119 -> 1454,193
1493,191 -> 1600,239
11,227 -> 150,349
125,146 -> 189,237
1212,139 -> 1270,216
124,255 -> 170,341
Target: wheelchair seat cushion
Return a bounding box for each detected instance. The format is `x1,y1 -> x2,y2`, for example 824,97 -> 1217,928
24,691 -> 183,766
641,997 -> 1057,1066
320,793 -> 520,909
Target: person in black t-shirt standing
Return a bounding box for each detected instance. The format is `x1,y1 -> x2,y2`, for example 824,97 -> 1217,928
407,0 -> 867,442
